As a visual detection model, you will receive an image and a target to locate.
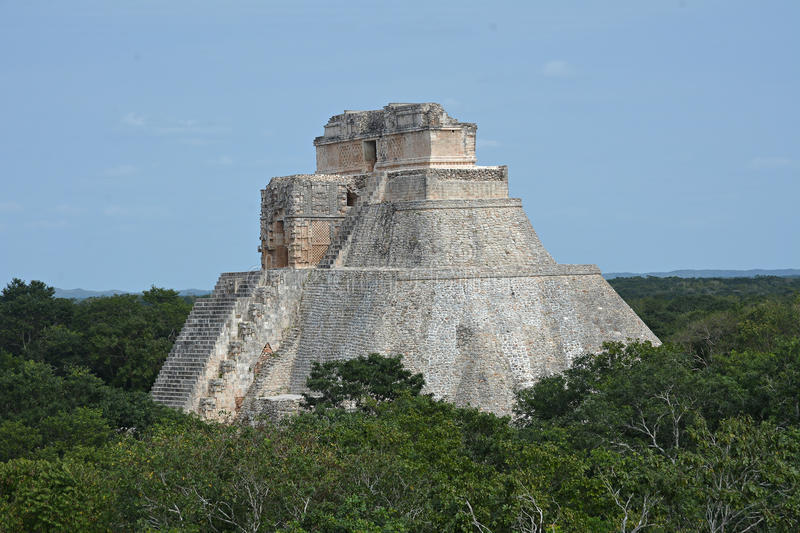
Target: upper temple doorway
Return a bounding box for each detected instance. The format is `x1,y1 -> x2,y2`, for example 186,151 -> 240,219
363,140 -> 377,172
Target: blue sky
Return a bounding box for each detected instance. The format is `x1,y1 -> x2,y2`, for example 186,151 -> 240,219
1,1 -> 798,291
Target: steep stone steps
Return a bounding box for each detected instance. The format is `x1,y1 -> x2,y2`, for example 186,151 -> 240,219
318,173 -> 385,269
150,270 -> 263,410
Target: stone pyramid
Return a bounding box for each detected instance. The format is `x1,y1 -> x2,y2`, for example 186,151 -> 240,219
151,103 -> 659,421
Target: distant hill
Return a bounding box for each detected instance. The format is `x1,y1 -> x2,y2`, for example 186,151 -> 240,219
604,269 -> 800,279
54,288 -> 211,299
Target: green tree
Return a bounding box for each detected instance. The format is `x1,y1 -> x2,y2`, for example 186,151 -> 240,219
25,324 -> 85,370
0,457 -> 113,532
70,288 -> 191,391
302,353 -> 425,410
672,416 -> 800,532
0,278 -> 72,355
0,353 -> 184,460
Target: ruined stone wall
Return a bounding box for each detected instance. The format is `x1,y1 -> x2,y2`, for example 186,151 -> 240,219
424,166 -> 508,200
249,394 -> 303,423
315,129 -> 477,174
427,128 -> 476,162
426,179 -> 507,200
388,167 -> 507,181
375,130 -> 430,170
383,172 -> 427,202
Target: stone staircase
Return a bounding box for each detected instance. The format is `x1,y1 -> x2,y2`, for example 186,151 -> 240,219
317,172 -> 386,269
150,271 -> 262,410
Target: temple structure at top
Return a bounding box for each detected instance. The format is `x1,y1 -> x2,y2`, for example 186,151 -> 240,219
314,103 -> 477,174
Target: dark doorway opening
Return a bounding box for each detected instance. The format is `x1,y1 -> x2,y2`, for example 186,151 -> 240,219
275,245 -> 288,268
347,190 -> 358,207
363,140 -> 377,172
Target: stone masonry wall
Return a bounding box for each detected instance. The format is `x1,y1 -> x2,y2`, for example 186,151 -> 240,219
239,190 -> 656,417
151,270 -> 310,422
339,200 -> 556,268
157,179 -> 659,420
238,267 -> 657,417
383,167 -> 508,202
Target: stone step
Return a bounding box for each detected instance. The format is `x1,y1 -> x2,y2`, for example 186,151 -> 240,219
152,382 -> 195,389
155,372 -> 201,379
157,370 -> 204,378
152,388 -> 194,396
153,386 -> 195,394
163,361 -> 213,368
155,376 -> 200,383
157,366 -> 204,373
151,394 -> 190,402
153,376 -> 198,383
173,343 -> 218,348
160,361 -> 207,367
159,367 -> 205,375
151,394 -> 187,401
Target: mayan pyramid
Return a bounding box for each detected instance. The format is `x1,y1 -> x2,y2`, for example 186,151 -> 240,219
151,103 -> 659,421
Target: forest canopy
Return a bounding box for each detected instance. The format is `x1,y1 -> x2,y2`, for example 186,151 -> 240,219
0,276 -> 798,531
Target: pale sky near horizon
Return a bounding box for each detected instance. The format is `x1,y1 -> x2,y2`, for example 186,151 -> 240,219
1,1 -> 798,291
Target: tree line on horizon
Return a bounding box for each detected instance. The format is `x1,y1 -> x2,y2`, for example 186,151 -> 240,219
0,276 -> 798,531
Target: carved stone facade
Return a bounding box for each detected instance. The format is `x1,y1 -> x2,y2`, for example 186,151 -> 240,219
151,103 -> 659,422
314,103 -> 476,175
258,175 -> 352,269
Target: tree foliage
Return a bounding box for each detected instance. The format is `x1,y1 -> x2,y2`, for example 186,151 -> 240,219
0,352 -> 186,462
302,353 -> 425,411
0,276 -> 799,530
0,279 -> 192,391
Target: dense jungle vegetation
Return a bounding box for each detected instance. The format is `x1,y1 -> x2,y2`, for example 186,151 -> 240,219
0,276 -> 798,531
